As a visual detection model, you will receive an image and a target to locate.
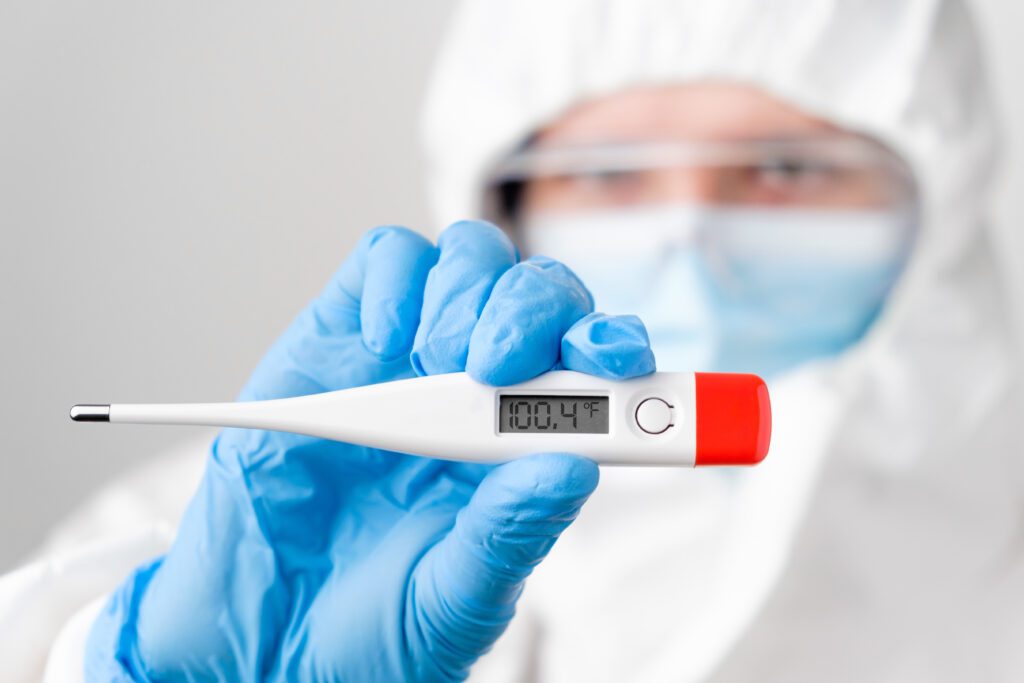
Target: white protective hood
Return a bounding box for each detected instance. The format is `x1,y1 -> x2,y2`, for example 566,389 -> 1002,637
423,1 -> 1024,681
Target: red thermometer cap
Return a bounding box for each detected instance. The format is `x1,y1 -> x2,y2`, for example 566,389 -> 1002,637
694,373 -> 771,466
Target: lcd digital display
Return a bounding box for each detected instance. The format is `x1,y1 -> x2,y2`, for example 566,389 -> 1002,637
498,395 -> 609,434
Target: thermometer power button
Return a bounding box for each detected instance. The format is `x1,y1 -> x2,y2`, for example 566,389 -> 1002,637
635,398 -> 674,434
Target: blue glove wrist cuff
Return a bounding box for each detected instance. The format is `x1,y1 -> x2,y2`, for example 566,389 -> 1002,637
84,557 -> 164,683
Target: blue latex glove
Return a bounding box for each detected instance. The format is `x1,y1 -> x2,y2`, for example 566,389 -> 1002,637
86,221 -> 655,682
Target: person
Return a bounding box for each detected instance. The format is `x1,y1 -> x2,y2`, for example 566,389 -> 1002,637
2,0 -> 1022,680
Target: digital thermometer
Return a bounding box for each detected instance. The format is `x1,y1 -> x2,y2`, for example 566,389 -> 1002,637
70,371 -> 771,466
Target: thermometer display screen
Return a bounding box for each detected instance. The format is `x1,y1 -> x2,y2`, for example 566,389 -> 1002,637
499,395 -> 609,434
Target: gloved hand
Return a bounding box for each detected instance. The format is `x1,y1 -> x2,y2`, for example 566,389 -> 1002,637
85,221 -> 656,682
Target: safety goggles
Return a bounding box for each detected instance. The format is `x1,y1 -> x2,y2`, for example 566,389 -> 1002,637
487,136 -> 917,217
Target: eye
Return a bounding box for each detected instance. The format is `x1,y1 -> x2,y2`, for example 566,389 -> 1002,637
552,169 -> 649,204
753,157 -> 839,189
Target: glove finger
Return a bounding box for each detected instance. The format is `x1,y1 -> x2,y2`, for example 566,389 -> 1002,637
241,226 -> 437,401
560,312 -> 657,379
334,225 -> 439,362
409,453 -> 599,679
467,257 -> 594,386
411,220 -> 518,376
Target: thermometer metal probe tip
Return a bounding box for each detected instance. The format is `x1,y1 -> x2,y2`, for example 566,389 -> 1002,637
70,404 -> 110,422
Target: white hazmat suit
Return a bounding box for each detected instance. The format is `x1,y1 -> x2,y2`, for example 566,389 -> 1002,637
2,0 -> 1022,680
424,1 -> 1023,680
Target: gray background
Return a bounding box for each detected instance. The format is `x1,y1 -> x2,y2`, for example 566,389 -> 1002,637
1,0 -> 1021,570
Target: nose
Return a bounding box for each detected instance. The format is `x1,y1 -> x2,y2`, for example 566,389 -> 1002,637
648,167 -> 726,204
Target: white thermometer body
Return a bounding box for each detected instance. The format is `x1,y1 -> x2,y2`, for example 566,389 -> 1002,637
71,371 -> 771,467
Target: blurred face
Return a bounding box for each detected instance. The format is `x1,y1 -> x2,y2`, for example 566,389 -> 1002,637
494,82 -> 919,377
518,83 -> 908,216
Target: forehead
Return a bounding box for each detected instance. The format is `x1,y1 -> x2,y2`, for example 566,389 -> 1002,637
534,82 -> 842,145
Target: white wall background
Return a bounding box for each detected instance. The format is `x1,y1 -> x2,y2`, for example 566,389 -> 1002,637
0,0 -> 1021,571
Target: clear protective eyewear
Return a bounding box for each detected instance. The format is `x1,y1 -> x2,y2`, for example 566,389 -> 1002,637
486,136 -> 918,218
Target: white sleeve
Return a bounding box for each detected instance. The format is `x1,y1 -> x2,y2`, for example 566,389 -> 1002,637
44,597 -> 106,683
0,437 -> 207,682
0,527 -> 173,683
466,599 -> 543,683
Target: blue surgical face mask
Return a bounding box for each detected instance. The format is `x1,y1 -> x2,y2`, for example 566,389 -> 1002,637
520,204 -> 916,377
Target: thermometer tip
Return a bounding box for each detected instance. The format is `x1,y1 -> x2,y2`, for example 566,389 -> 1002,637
70,405 -> 110,422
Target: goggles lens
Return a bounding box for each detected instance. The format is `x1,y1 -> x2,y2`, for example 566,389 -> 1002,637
488,136 -> 916,214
